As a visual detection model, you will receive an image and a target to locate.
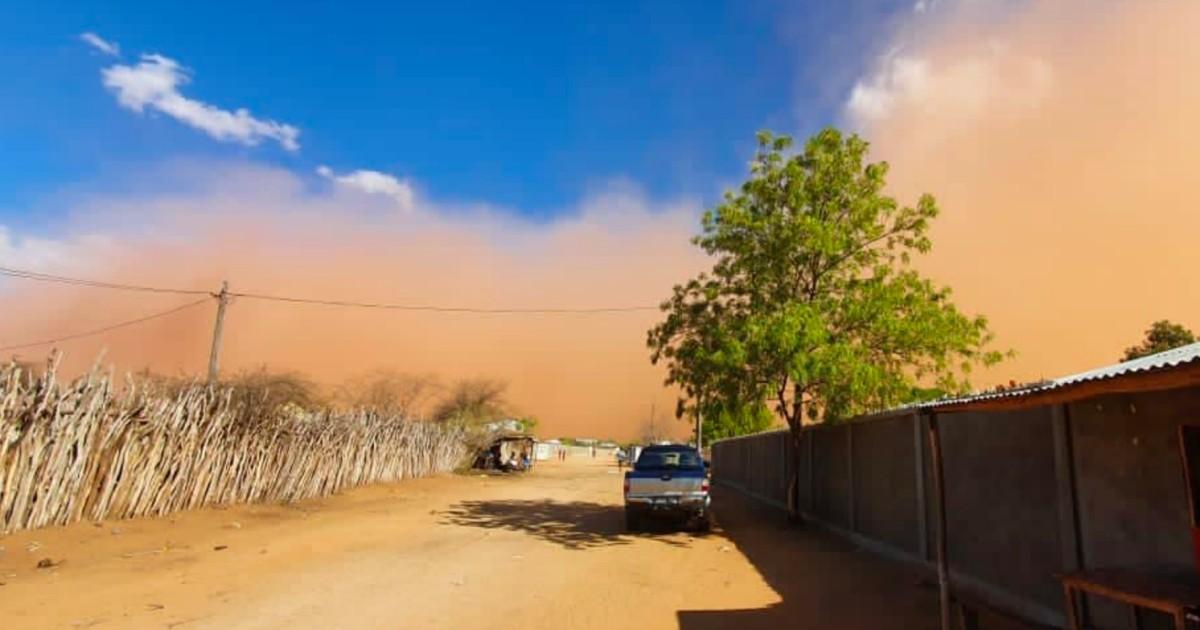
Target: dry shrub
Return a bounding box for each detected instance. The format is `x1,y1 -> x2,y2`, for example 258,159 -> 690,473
432,378 -> 508,425
135,366 -> 323,423
0,355 -> 468,533
223,366 -> 324,422
333,370 -> 441,419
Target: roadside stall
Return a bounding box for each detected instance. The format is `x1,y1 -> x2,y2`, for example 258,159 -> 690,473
473,434 -> 536,472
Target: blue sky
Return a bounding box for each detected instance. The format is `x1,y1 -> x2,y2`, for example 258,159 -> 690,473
0,0 -> 907,229
7,0 -> 1196,425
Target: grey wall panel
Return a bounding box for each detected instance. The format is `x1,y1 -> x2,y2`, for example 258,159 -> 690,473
813,426 -> 852,528
937,408 -> 1063,611
1072,389 -> 1197,568
853,415 -> 919,553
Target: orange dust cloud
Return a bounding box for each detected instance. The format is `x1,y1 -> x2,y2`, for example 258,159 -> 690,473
850,0 -> 1200,385
8,0 -> 1196,437
0,168 -> 705,441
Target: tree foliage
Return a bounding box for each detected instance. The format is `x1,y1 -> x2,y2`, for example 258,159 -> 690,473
517,415 -> 539,434
649,128 -> 1003,442
700,399 -> 775,444
1123,320 -> 1196,361
432,378 -> 508,426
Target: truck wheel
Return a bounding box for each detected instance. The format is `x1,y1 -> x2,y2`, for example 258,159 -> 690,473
625,509 -> 640,532
694,514 -> 711,533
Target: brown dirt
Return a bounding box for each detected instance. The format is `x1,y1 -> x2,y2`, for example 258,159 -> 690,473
0,456 -> 967,629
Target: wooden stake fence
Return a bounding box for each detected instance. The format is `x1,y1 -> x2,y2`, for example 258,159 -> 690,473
0,357 -> 468,533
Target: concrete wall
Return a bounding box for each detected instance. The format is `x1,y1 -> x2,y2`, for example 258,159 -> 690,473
853,415 -> 921,556
1072,389 -> 1194,569
938,408 -> 1063,613
1070,389 -> 1197,629
561,445 -> 616,459
715,430 -> 790,507
712,385 -> 1200,629
812,426 -> 852,528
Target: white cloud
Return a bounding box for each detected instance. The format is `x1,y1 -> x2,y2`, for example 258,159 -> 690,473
80,32 -> 120,57
844,1 -> 1054,128
0,226 -> 114,277
845,44 -> 1053,125
847,54 -> 931,122
317,165 -> 416,211
101,54 -> 300,151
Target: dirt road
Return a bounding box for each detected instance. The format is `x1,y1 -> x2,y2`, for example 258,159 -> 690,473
1,456 -> 952,629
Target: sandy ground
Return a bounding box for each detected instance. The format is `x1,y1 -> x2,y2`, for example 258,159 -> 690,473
0,456 -> 981,629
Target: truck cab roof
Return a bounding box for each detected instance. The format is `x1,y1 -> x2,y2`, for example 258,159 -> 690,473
632,444 -> 705,473
640,444 -> 697,452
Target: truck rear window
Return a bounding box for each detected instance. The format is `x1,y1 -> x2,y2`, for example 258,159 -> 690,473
635,449 -> 703,471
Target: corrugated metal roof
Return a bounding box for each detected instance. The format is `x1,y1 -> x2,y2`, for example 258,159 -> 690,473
712,343 -> 1200,444
917,341 -> 1200,410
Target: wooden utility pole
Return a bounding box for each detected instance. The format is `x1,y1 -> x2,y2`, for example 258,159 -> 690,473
695,407 -> 703,451
207,281 -> 229,385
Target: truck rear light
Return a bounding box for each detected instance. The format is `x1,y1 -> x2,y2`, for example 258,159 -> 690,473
701,479 -> 710,493
623,478 -> 630,495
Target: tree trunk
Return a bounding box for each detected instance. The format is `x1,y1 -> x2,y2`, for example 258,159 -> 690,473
787,427 -> 803,523
786,384 -> 805,523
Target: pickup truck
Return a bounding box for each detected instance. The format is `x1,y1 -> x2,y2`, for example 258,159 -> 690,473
623,444 -> 710,532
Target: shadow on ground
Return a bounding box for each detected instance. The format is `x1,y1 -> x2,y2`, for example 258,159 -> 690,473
678,487 -> 944,630
440,500 -> 693,550
677,487 -> 1039,630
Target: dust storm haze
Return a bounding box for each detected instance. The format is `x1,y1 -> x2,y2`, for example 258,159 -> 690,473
852,0 -> 1200,383
0,168 -> 705,440
3,0 -> 1198,437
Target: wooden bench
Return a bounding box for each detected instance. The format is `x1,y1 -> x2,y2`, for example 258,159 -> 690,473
953,595 -> 982,630
951,591 -> 1057,630
1059,568 -> 1200,630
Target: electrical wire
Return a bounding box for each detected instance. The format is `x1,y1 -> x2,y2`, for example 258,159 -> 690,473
0,264 -> 660,313
0,298 -> 211,352
227,290 -> 658,313
0,265 -> 212,296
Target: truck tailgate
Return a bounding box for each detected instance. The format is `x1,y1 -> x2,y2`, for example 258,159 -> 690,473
627,471 -> 705,496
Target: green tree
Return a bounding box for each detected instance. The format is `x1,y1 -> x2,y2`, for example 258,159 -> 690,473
648,128 -> 1003,517
518,415 -> 539,434
701,399 -> 775,444
1123,320 -> 1196,361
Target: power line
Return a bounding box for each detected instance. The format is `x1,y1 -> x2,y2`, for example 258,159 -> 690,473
228,290 -> 658,313
0,265 -> 212,296
0,298 -> 211,352
0,264 -> 660,313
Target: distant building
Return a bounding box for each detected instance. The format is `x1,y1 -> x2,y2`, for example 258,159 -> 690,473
483,418 -> 525,434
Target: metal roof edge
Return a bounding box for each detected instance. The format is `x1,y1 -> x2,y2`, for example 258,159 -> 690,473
711,427 -> 790,444
918,341 -> 1200,410
711,342 -> 1200,445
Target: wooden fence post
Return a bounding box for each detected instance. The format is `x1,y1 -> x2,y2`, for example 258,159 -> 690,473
927,411 -> 952,630
915,412 -> 929,561
848,423 -> 856,532
808,428 -> 816,514
1052,403 -> 1083,571
1052,403 -> 1085,626
781,431 -> 788,507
